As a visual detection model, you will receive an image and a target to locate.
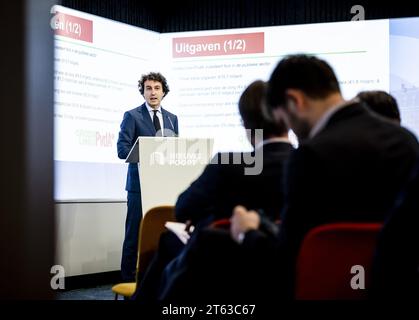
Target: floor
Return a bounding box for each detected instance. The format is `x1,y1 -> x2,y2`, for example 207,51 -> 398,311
56,284 -> 121,300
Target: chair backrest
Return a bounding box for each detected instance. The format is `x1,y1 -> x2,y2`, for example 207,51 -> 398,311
136,205 -> 175,278
295,222 -> 382,300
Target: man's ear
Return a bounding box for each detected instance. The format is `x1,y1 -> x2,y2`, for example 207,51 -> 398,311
285,89 -> 306,113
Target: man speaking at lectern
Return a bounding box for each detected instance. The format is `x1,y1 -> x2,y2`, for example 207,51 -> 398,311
117,72 -> 179,282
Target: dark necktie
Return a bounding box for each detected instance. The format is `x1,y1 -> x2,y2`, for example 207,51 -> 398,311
153,110 -> 162,136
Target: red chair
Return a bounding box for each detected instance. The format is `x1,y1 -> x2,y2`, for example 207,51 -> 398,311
295,222 -> 382,300
210,218 -> 231,229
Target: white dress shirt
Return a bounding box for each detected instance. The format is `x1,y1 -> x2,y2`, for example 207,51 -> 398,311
146,103 -> 164,134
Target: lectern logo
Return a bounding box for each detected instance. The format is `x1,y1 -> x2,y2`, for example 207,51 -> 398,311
150,139 -> 212,167
150,152 -> 166,165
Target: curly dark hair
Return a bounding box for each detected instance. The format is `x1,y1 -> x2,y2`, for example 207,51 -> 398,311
138,72 -> 170,97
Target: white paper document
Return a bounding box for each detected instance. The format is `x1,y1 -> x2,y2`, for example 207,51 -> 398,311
165,221 -> 195,245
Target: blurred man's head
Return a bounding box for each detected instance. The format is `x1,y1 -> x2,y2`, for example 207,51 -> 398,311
357,90 -> 401,124
239,80 -> 289,147
267,54 -> 343,141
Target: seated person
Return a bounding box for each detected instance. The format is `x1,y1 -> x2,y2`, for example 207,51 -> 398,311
230,54 -> 419,299
134,80 -> 293,302
357,90 -> 401,124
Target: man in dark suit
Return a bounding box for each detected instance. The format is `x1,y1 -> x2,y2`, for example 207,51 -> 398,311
135,80 -> 293,302
231,54 -> 419,298
117,72 -> 178,282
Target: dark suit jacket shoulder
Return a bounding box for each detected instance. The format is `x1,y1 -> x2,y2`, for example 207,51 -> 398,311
289,103 -> 419,221
175,142 -> 293,225
282,102 -> 419,241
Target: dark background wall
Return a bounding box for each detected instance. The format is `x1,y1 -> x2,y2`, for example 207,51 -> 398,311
62,0 -> 419,32
1,0 -> 55,299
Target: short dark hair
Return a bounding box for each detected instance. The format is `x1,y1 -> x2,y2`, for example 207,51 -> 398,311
138,72 -> 170,97
239,80 -> 288,137
357,90 -> 401,123
267,54 -> 341,109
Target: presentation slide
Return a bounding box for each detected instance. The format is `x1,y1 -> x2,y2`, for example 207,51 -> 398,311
52,5 -> 418,201
160,20 -> 389,152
